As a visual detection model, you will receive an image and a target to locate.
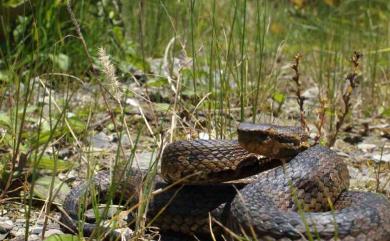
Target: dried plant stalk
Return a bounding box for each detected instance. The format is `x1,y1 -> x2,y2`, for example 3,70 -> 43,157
291,53 -> 309,133
327,51 -> 362,147
314,95 -> 327,144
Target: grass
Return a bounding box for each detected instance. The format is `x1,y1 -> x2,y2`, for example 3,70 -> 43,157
0,0 -> 390,240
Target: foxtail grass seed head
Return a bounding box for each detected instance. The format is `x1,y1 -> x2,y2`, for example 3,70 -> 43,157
98,47 -> 122,103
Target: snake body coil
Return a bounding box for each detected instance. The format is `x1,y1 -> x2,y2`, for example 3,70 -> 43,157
62,123 -> 390,240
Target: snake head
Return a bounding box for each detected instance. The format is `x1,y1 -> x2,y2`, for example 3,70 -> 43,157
237,122 -> 309,159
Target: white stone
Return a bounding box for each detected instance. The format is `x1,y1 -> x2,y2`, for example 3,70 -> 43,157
372,153 -> 390,162
357,143 -> 376,152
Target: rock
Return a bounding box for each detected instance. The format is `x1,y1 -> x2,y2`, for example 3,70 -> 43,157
198,132 -> 209,140
381,127 -> 390,139
58,147 -> 73,159
31,226 -> 43,234
334,139 -> 357,153
301,86 -> 319,101
10,228 -> 25,239
27,234 -> 40,241
126,98 -> 140,107
0,219 -> 13,233
10,235 -> 25,241
135,152 -> 154,170
58,169 -> 77,182
0,233 -> 8,241
14,219 -> 25,226
357,143 -> 376,152
90,132 -> 112,149
372,153 -> 390,162
0,220 -> 12,241
112,133 -> 132,147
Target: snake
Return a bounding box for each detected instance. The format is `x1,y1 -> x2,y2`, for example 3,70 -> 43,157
61,123 -> 390,240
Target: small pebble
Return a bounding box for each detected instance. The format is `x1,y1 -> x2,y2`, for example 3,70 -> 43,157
31,226 -> 43,235
0,220 -> 13,233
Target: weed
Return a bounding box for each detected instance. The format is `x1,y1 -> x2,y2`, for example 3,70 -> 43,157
327,51 -> 362,146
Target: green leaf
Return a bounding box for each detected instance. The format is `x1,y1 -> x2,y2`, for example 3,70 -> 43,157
272,91 -> 286,104
29,128 -> 62,147
112,26 -> 124,44
0,71 -> 9,82
145,78 -> 168,88
43,234 -> 81,241
33,175 -> 71,204
153,103 -> 170,112
0,135 -> 15,149
32,155 -> 73,172
0,112 -> 12,129
380,107 -> 390,118
67,116 -> 86,134
182,88 -> 196,97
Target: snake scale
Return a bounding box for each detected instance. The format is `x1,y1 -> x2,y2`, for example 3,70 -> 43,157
61,123 -> 390,240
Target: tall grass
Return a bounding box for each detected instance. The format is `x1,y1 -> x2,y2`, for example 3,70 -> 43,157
116,0 -> 390,132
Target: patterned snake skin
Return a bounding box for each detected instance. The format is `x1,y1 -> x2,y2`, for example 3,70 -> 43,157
61,123 -> 390,240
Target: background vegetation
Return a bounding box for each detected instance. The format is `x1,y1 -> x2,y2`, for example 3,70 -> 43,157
0,0 -> 389,240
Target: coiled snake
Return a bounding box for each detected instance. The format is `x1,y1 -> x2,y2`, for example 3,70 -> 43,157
61,123 -> 390,240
